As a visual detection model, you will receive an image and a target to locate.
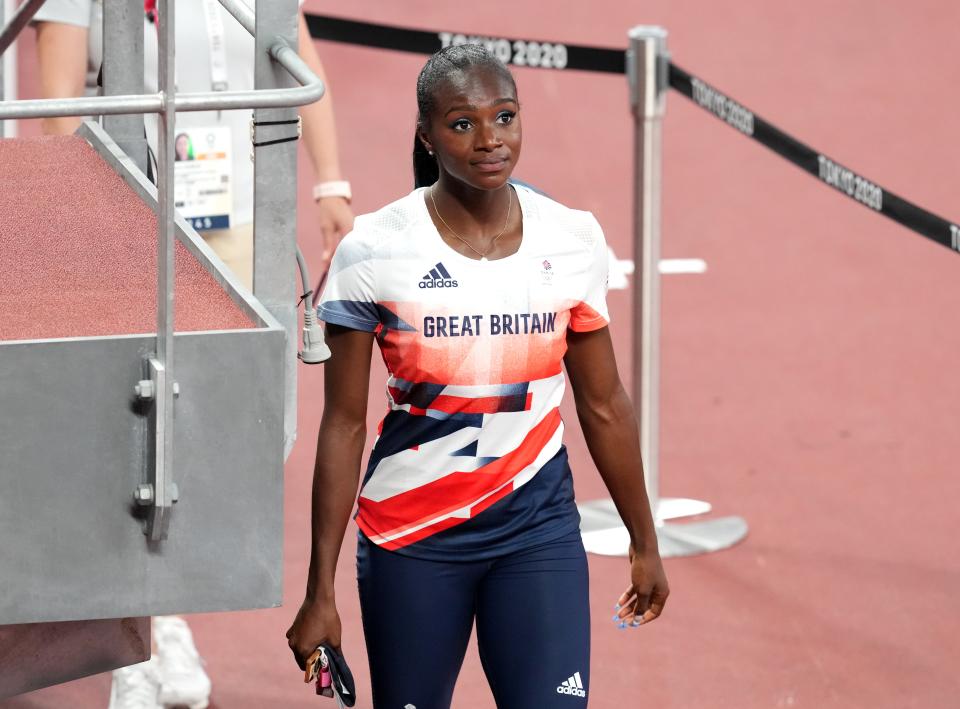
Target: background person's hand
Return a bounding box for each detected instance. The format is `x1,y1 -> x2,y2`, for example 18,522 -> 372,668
316,196 -> 354,270
286,597 -> 343,671
613,546 -> 669,628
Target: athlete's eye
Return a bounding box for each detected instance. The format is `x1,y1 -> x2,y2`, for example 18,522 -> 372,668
496,111 -> 516,125
451,118 -> 472,132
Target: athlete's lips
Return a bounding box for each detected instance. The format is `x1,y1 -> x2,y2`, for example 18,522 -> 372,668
472,155 -> 510,172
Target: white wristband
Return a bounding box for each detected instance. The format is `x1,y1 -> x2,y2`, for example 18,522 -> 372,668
313,180 -> 352,202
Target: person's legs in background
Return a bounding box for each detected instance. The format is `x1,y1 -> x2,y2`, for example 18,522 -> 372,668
154,616 -> 212,708
108,616 -> 211,709
108,656 -> 160,709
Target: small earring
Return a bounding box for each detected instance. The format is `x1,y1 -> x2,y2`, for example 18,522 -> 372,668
428,150 -> 434,156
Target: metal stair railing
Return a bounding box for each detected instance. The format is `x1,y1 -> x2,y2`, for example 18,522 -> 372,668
0,0 -> 321,540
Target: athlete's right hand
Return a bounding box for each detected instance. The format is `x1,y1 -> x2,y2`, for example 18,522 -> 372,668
286,597 -> 342,671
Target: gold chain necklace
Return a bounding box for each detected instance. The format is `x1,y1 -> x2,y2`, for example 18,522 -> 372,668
429,186 -> 513,262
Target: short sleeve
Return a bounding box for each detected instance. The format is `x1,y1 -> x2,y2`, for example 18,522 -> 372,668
32,0 -> 92,27
568,215 -> 610,332
317,232 -> 380,332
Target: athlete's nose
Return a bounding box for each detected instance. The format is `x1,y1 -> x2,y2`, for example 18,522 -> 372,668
475,120 -> 502,151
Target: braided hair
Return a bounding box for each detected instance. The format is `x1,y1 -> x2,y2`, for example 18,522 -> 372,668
413,44 -> 518,188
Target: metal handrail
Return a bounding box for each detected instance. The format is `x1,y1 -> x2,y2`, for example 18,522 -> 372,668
0,0 -> 309,120
0,0 -> 323,540
0,39 -> 324,120
218,0 -> 255,35
0,0 -> 320,539
0,0 -> 46,57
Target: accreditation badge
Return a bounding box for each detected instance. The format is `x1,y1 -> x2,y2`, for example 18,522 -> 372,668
173,126 -> 233,231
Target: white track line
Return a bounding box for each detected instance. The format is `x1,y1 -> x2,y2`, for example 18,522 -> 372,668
607,248 -> 707,290
659,258 -> 708,274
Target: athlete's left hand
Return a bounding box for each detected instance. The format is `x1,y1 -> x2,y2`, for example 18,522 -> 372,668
316,196 -> 354,270
614,546 -> 669,628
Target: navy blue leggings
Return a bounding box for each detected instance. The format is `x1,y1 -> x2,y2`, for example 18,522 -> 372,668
357,530 -> 591,709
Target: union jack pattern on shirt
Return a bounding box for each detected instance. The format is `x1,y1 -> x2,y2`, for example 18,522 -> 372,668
318,184 -> 610,559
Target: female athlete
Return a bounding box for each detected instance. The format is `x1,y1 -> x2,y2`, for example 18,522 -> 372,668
287,44 -> 669,709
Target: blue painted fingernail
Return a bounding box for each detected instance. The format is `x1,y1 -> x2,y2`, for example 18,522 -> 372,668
619,621 -> 627,629
612,614 -> 620,621
614,603 -> 621,611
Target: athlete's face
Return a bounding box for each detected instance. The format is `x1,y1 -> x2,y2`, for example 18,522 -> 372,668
419,66 -> 521,191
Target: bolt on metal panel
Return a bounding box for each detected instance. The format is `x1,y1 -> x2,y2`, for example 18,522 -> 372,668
0,329 -> 284,624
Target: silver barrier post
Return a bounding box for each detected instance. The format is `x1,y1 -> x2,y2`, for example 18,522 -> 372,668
627,26 -> 748,557
629,27 -> 667,522
581,27 -> 749,557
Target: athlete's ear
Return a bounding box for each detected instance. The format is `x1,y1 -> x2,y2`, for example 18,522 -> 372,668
417,127 -> 434,156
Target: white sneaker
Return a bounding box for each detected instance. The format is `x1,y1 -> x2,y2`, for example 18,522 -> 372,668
108,658 -> 162,709
153,616 -> 212,709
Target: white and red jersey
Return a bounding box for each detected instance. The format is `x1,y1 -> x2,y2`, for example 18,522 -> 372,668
318,184 -> 610,560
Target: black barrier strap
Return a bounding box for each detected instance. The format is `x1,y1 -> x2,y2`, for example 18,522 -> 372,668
252,135 -> 299,148
669,64 -> 960,254
304,13 -> 626,74
302,13 -> 959,254
253,119 -> 300,127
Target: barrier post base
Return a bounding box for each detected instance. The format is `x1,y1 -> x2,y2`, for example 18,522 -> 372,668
655,516 -> 748,558
579,497 -> 748,558
657,496 -> 712,520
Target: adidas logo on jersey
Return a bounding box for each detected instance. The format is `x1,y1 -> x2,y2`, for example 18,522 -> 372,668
556,671 -> 586,698
419,262 -> 458,289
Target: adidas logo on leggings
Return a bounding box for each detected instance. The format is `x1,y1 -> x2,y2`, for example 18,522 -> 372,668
556,671 -> 586,698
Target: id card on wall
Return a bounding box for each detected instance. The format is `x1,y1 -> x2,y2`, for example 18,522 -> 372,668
174,126 -> 233,231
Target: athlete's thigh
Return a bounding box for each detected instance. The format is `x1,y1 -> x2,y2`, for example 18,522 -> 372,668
357,535 -> 481,709
475,530 -> 591,708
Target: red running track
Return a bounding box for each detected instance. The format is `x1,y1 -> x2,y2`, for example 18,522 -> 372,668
5,0 -> 960,706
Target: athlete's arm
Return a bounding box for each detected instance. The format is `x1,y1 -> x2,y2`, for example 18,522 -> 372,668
564,325 -> 669,626
287,324 -> 374,668
35,21 -> 88,135
297,13 -> 354,267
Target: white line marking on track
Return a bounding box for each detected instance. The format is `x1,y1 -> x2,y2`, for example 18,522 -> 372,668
659,258 -> 708,274
607,248 -> 708,290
